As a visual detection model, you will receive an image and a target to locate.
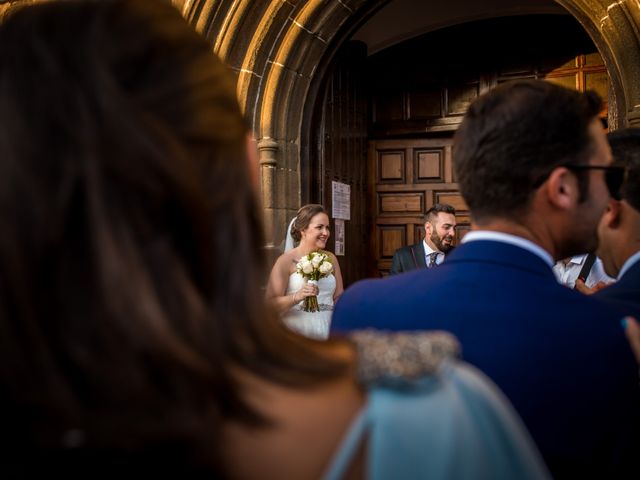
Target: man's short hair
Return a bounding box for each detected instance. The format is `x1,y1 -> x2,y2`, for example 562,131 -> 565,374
425,203 -> 456,224
607,128 -> 640,213
453,80 -> 602,222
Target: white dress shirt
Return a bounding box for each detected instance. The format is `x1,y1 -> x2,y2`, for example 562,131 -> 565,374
552,254 -> 614,289
423,240 -> 444,266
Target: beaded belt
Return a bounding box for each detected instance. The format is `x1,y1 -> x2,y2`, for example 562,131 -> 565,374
293,304 -> 334,312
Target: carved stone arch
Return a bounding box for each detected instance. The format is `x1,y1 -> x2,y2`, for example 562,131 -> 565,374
554,0 -> 640,129
181,0 -> 640,250
180,0 -> 381,250
3,1 -> 640,248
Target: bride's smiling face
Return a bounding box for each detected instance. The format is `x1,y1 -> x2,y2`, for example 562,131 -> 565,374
301,213 -> 330,250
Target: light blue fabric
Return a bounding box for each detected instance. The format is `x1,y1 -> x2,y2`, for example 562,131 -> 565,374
324,361 -> 550,480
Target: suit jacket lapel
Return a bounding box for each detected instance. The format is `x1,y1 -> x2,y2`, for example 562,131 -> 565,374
412,242 -> 427,269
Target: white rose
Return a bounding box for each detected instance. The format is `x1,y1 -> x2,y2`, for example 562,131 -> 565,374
319,262 -> 333,274
302,262 -> 314,274
311,255 -> 322,267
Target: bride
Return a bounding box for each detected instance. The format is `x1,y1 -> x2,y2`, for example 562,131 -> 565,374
266,204 -> 343,339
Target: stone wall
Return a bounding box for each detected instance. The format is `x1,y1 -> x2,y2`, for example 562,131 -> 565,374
3,0 -> 640,253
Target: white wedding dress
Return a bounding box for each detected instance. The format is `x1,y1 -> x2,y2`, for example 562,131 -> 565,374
283,272 -> 336,340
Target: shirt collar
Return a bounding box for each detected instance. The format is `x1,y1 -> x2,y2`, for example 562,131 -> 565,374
618,250 -> 640,280
423,239 -> 439,256
461,231 -> 554,267
568,254 -> 587,266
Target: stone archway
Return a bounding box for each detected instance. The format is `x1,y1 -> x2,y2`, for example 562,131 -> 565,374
3,0 -> 639,250
180,0 -> 640,254
179,0 -> 387,252
554,0 -> 640,130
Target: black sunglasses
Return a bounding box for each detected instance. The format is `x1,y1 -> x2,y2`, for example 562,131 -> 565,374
533,164 -> 627,200
564,165 -> 627,200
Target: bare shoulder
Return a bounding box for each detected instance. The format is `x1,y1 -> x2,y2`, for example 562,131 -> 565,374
325,251 -> 340,264
223,343 -> 362,478
327,252 -> 342,276
273,251 -> 299,273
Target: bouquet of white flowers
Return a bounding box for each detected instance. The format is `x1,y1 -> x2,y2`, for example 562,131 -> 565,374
296,251 -> 334,312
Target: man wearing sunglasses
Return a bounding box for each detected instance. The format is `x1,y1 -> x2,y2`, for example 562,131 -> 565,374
333,80 -> 640,478
593,128 -> 640,316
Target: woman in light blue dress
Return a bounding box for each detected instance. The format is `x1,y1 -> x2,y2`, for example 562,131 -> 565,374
324,331 -> 550,479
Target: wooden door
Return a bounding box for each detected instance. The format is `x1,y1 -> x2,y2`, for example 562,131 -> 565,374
314,41 -> 369,288
365,16 -> 610,278
369,137 -> 470,277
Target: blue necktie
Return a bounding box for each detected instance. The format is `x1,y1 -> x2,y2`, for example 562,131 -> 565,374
428,252 -> 438,268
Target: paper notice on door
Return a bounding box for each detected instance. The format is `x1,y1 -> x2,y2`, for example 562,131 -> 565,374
334,219 -> 345,256
332,181 -> 350,220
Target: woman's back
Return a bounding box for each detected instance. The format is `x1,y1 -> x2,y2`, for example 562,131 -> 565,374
223,343 -> 363,478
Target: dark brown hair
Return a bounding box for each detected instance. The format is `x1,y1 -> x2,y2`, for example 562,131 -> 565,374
453,80 -> 602,223
0,0 -> 345,475
290,204 -> 328,243
608,128 -> 640,212
425,203 -> 456,224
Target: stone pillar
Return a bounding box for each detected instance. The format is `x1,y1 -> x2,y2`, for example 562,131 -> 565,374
627,107 -> 640,127
257,137 -> 279,248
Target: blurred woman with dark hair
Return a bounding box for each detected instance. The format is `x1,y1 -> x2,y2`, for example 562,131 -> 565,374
0,1 -> 549,478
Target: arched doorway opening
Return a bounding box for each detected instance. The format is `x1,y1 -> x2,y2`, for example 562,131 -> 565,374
180,0 -> 639,282
312,13 -> 610,281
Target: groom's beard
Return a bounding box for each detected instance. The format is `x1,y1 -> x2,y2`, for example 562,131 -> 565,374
431,229 -> 454,253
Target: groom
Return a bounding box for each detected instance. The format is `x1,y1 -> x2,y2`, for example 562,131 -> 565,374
389,203 -> 456,275
332,80 -> 640,478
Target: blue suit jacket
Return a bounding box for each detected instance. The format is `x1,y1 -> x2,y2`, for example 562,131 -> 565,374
595,259 -> 640,317
332,240 -> 640,478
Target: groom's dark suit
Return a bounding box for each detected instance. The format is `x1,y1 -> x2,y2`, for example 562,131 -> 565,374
389,242 -> 427,275
332,239 -> 640,478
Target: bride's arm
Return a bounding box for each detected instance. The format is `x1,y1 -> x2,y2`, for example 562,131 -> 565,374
266,255 -> 300,314
266,255 -> 318,314
330,253 -> 344,302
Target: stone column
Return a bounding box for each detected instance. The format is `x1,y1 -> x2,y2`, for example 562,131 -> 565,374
257,137 -> 279,248
627,107 -> 640,127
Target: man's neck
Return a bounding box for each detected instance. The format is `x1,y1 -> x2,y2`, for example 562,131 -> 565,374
423,238 -> 440,253
471,218 -> 552,253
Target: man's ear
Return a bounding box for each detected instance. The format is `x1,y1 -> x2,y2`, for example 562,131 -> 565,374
600,199 -> 621,230
545,167 -> 577,210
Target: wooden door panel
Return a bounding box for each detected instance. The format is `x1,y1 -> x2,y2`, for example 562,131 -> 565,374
380,226 -> 405,257
369,137 -> 470,277
378,151 -> 405,182
414,148 -> 445,182
378,192 -> 425,214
